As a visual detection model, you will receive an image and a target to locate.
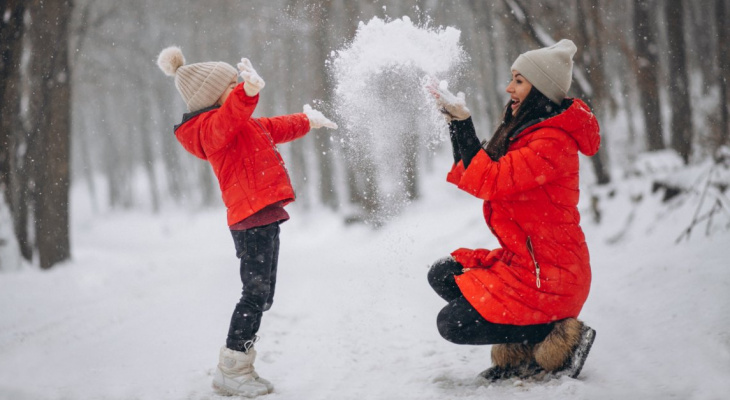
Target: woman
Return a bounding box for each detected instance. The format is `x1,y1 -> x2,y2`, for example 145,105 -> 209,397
427,39 -> 599,381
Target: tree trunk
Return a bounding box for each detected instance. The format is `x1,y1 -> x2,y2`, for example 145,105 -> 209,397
575,0 -> 611,185
620,62 -> 640,163
0,0 -> 23,189
687,0 -> 715,96
634,0 -> 665,151
717,0 -> 730,148
311,1 -> 338,210
665,0 -> 693,163
283,0 -> 310,209
340,0 -> 363,208
140,92 -> 160,213
0,0 -> 33,261
468,0 -> 504,129
99,95 -> 123,208
157,85 -> 186,202
27,0 -> 74,269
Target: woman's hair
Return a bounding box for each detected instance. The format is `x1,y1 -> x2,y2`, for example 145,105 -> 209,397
485,87 -> 557,161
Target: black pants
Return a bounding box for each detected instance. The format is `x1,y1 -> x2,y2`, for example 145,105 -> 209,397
428,257 -> 554,345
227,222 -> 281,352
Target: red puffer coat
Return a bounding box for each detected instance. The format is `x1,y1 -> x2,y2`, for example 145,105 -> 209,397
446,99 -> 600,325
174,84 -> 310,226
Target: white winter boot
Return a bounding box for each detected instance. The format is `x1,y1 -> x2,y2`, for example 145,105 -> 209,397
212,345 -> 273,397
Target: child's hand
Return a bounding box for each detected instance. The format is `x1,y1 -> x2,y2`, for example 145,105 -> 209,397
303,105 -> 338,130
424,77 -> 470,121
237,58 -> 265,97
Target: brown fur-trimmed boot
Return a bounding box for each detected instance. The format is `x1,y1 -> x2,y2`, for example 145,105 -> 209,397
533,318 -> 596,379
479,343 -> 541,381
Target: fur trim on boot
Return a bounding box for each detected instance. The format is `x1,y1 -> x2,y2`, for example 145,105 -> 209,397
532,317 -> 599,380
534,318 -> 583,372
479,343 -> 539,381
492,343 -> 534,368
212,346 -> 270,397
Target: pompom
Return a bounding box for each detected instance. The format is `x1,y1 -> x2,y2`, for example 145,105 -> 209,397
157,46 -> 185,77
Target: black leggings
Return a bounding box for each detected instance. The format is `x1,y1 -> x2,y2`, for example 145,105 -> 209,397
227,222 -> 281,352
428,257 -> 554,345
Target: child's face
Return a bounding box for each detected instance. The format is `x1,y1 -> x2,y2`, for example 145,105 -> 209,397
216,80 -> 237,106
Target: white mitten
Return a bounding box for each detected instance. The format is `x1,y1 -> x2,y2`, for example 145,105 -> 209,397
425,78 -> 471,121
237,58 -> 266,97
303,104 -> 338,130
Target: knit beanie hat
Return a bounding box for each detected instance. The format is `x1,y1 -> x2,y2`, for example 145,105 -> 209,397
157,46 -> 238,112
510,39 -> 577,104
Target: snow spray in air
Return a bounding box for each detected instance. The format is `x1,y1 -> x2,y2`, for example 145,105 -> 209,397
331,16 -> 468,224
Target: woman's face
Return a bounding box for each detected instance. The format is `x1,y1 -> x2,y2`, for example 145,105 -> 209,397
216,80 -> 237,106
505,70 -> 533,116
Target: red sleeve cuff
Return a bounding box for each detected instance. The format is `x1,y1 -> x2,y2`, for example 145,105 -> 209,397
446,161 -> 466,185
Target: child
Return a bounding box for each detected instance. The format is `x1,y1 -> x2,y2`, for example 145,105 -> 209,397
426,39 -> 598,381
157,46 -> 336,397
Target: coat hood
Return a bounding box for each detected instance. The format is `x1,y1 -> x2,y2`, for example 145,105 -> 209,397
521,98 -> 601,156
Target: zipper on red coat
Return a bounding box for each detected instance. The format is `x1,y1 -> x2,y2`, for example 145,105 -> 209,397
526,236 -> 541,288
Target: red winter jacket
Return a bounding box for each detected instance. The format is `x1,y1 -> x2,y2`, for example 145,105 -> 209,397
174,83 -> 310,226
446,99 -> 600,325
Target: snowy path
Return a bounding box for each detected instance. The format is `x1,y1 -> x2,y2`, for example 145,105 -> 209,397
1,179 -> 729,399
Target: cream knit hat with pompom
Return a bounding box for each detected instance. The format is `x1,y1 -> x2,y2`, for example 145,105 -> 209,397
157,46 -> 237,112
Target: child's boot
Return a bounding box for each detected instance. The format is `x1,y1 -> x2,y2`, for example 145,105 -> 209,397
212,346 -> 271,397
479,342 -> 539,381
533,318 -> 596,379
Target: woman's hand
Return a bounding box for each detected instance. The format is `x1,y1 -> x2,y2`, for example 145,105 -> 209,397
237,58 -> 265,97
425,78 -> 471,121
303,104 -> 338,130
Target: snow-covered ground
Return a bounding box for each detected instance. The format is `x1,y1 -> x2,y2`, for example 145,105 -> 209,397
1,162 -> 729,400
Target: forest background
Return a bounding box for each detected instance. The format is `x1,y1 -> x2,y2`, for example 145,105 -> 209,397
1,0 -> 728,270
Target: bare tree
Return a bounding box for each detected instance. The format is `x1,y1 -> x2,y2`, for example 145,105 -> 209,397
686,0 -> 715,95
574,0 -> 612,184
26,0 -> 74,269
310,1 -> 339,210
665,0 -> 693,163
0,0 -> 32,261
634,0 -> 665,151
717,0 -> 730,148
283,0 -> 312,209
467,0 -> 504,130
0,1 -> 23,190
